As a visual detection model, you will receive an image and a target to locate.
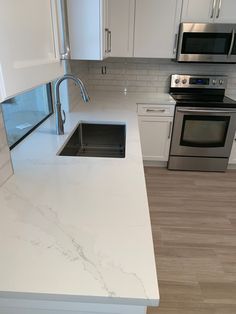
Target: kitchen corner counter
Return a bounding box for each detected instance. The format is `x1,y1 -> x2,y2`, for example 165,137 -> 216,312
0,92 -> 174,312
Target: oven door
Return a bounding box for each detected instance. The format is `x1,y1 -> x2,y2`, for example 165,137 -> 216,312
177,23 -> 236,63
170,107 -> 236,158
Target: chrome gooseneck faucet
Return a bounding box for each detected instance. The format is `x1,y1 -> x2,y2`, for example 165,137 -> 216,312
55,74 -> 90,135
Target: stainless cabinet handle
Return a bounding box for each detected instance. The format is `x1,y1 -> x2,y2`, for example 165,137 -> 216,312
173,33 -> 178,55
216,0 -> 221,18
105,28 -> 109,53
228,29 -> 235,56
108,30 -> 112,53
168,121 -> 173,139
146,108 -> 166,113
58,0 -> 71,60
60,47 -> 70,60
177,108 -> 236,114
211,0 -> 217,18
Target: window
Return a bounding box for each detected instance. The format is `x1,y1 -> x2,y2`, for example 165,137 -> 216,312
1,84 -> 53,149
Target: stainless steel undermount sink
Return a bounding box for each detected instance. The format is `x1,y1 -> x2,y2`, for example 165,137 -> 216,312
59,123 -> 126,158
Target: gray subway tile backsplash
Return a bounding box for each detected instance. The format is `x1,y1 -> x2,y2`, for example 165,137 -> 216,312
70,58 -> 236,95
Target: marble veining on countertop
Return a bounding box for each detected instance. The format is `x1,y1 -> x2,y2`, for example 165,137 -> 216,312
0,92 -> 170,306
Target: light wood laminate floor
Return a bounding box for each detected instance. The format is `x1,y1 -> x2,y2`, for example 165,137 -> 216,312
145,167 -> 236,314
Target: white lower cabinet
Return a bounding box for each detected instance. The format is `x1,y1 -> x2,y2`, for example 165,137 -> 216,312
138,104 -> 174,162
229,133 -> 236,164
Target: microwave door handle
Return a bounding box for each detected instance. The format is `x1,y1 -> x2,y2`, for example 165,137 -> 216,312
177,108 -> 236,114
228,29 -> 235,57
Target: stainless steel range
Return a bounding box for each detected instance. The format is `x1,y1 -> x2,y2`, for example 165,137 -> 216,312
168,74 -> 236,172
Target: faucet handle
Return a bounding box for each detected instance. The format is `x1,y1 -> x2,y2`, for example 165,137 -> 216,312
62,110 -> 66,124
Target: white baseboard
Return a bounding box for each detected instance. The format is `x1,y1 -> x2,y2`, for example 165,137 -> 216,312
227,164 -> 236,170
143,160 -> 167,167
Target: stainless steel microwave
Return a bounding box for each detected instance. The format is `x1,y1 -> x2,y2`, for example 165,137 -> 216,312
176,23 -> 236,63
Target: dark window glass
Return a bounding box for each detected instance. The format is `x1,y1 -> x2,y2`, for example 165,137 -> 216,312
1,84 -> 53,149
180,115 -> 230,147
181,33 -> 231,55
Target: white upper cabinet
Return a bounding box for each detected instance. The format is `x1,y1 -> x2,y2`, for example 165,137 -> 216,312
181,0 -> 216,22
67,0 -> 110,60
215,0 -> 236,23
182,0 -> 236,23
0,0 -> 64,103
134,0 -> 182,58
108,0 -> 135,57
67,0 -> 135,59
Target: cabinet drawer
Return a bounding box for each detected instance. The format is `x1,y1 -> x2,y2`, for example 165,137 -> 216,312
137,104 -> 175,117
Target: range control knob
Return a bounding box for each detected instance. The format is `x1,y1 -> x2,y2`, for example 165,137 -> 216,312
175,78 -> 180,84
219,79 -> 224,85
182,79 -> 187,84
212,79 -> 217,85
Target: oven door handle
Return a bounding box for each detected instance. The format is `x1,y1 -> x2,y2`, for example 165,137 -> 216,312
177,108 -> 236,114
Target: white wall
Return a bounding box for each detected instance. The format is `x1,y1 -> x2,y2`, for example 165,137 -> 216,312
0,106 -> 13,186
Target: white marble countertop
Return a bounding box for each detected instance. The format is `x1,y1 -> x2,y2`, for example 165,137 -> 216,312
0,92 -> 175,307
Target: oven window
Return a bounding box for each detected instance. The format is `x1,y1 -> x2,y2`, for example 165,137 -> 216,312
181,115 -> 230,147
182,33 -> 231,55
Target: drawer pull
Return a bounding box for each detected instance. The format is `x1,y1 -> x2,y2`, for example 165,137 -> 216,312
146,108 -> 166,113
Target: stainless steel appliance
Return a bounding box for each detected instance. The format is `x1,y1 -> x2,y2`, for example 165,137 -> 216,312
168,74 -> 236,172
177,23 -> 236,63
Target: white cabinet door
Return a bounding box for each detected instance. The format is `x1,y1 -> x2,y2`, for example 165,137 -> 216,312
181,0 -> 215,22
229,134 -> 236,164
108,0 -> 135,57
182,0 -> 236,23
67,0 -> 110,60
214,0 -> 236,23
134,0 -> 182,58
0,0 -> 63,103
138,116 -> 173,161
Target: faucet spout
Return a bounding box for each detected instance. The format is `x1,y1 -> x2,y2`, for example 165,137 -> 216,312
54,74 -> 90,135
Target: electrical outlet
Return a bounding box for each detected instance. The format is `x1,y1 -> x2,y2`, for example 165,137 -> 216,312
101,66 -> 107,75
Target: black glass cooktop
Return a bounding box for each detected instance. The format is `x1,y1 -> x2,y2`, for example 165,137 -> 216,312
170,94 -> 236,107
